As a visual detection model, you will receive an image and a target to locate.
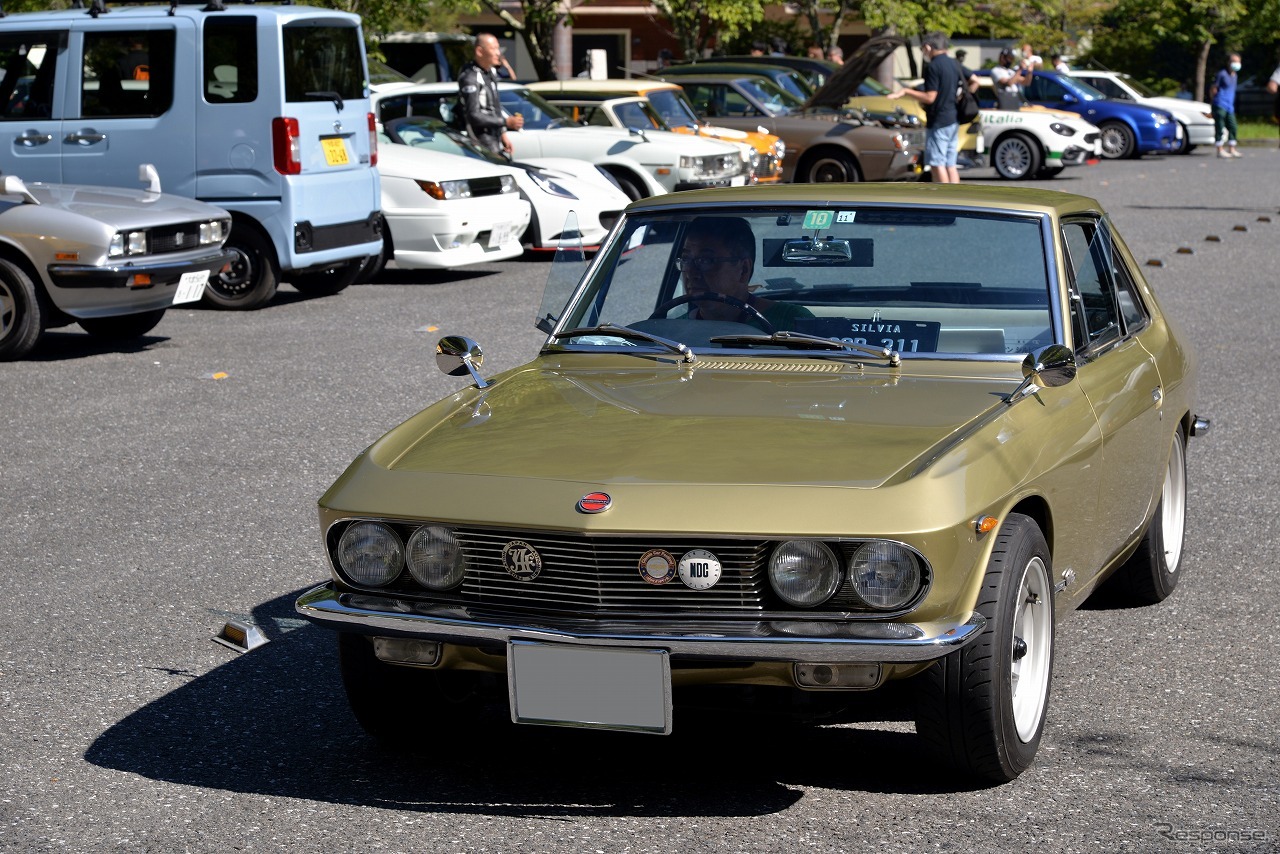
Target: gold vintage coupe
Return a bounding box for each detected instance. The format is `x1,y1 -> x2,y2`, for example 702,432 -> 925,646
297,184 -> 1208,783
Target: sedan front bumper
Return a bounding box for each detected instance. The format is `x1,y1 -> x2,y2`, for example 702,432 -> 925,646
296,583 -> 986,663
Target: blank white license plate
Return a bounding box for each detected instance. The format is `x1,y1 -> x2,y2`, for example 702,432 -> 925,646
508,641 -> 672,734
173,270 -> 208,304
488,222 -> 513,249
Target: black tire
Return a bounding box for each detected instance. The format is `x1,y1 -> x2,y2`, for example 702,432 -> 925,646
337,633 -> 492,743
1036,165 -> 1065,179
0,256 -> 45,361
992,133 -> 1042,180
1098,426 -> 1188,605
802,149 -> 861,183
916,513 -> 1055,783
203,225 -> 279,310
608,170 -> 647,201
78,308 -> 166,340
289,259 -> 361,297
1098,121 -> 1137,160
355,217 -> 393,283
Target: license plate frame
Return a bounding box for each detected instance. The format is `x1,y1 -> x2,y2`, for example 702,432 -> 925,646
507,641 -> 672,734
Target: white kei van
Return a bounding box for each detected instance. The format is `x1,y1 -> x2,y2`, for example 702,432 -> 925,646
0,0 -> 382,309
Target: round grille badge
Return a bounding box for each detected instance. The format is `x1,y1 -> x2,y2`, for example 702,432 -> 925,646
678,549 -> 722,590
501,540 -> 543,581
638,549 -> 677,585
577,492 -> 612,514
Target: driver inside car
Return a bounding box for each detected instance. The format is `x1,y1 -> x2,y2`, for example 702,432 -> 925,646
676,216 -> 813,331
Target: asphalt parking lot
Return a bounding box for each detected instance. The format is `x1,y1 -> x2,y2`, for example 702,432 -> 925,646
1,149 -> 1278,853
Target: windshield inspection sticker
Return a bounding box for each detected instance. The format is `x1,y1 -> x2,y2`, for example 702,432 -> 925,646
802,210 -> 834,231
678,549 -> 722,590
836,210 -> 856,223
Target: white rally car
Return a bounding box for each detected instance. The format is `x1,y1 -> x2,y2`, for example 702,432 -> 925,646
371,82 -> 750,201
969,78 -> 1103,180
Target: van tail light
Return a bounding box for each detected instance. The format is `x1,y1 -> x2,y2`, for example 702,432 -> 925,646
272,117 -> 302,175
368,112 -> 378,167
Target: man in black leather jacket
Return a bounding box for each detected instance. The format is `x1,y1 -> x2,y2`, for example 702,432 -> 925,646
456,33 -> 524,156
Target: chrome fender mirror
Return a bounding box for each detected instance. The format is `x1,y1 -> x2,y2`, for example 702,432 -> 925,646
1007,344 -> 1077,403
436,335 -> 489,389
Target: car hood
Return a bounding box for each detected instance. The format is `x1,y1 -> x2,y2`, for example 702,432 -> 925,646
372,358 -> 1017,490
1145,95 -> 1211,115
804,34 -> 906,110
23,182 -> 229,227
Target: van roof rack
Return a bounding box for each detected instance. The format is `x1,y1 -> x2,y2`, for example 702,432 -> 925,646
62,0 -> 297,15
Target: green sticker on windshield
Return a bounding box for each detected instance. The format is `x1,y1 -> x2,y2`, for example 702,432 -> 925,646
802,210 -> 834,231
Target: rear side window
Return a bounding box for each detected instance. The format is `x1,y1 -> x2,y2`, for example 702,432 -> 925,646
203,16 -> 259,103
81,30 -> 175,118
282,22 -> 365,103
0,32 -> 63,120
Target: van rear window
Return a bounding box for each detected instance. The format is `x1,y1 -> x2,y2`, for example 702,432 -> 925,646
283,22 -> 365,103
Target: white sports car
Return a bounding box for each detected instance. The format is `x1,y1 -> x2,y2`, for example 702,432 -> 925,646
971,79 -> 1103,180
371,82 -> 750,201
379,115 -> 629,251
371,143 -> 531,275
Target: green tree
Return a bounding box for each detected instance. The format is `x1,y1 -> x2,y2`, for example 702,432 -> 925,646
793,0 -> 864,54
1085,0 -> 1246,99
650,0 -> 766,61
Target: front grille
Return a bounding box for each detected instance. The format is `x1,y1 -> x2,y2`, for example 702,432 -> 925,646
455,530 -> 770,614
148,222 -> 204,254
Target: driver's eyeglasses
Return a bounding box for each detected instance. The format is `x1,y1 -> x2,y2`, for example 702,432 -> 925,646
675,255 -> 743,272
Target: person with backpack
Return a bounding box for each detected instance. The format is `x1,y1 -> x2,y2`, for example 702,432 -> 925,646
888,32 -> 978,183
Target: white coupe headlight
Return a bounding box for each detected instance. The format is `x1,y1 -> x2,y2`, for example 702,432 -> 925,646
526,169 -> 577,200
337,521 -> 404,587
1049,122 -> 1076,137
199,220 -> 227,245
848,542 -> 923,610
769,540 -> 842,608
405,525 -> 466,591
499,174 -> 518,194
416,179 -> 472,200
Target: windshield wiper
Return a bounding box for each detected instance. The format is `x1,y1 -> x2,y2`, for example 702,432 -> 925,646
305,90 -> 345,111
709,330 -> 901,366
552,323 -> 697,364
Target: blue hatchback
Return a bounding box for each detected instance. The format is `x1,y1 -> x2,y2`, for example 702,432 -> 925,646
986,70 -> 1180,160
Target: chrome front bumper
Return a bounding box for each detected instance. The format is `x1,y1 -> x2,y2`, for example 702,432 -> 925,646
295,583 -> 986,663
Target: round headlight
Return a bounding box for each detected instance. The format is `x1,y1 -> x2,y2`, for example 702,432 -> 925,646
337,521 -> 404,587
769,540 -> 842,608
406,525 -> 466,591
848,542 -> 922,610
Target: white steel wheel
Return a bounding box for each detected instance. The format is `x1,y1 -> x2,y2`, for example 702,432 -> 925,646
1010,555 -> 1053,742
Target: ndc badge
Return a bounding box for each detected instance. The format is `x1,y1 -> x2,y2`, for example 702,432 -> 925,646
501,540 -> 543,581
678,549 -> 722,590
638,549 -> 677,585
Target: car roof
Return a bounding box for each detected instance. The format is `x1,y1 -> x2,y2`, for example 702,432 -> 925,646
622,183 -> 1103,217
0,2 -> 358,24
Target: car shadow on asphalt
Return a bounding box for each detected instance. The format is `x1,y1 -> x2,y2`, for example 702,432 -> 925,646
24,331 -> 171,361
84,588 -> 989,812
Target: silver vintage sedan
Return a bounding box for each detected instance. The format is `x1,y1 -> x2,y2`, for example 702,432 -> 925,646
0,166 -> 233,360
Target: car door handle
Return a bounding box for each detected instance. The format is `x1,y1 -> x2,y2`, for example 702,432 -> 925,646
1151,387 -> 1163,405
15,131 -> 54,146
65,131 -> 107,144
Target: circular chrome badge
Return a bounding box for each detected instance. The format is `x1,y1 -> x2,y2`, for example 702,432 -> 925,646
501,540 -> 543,581
678,549 -> 722,590
638,549 -> 677,585
577,492 -> 612,514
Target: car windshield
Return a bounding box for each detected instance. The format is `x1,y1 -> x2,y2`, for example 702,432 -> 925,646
613,99 -> 666,130
498,87 -> 577,128
544,205 -> 1055,358
740,77 -> 803,116
1064,76 -> 1108,100
645,89 -> 703,128
1118,74 -> 1159,98
382,116 -> 503,164
857,77 -> 892,96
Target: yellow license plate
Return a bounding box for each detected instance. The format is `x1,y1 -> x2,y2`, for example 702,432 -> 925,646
321,137 -> 349,166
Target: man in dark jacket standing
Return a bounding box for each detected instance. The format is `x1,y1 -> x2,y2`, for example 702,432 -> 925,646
888,32 -> 976,183
457,33 -> 524,156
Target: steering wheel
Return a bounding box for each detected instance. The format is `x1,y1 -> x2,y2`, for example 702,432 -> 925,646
650,292 -> 776,333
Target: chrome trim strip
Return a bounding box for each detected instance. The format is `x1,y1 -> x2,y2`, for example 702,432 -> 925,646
296,584 -> 986,664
